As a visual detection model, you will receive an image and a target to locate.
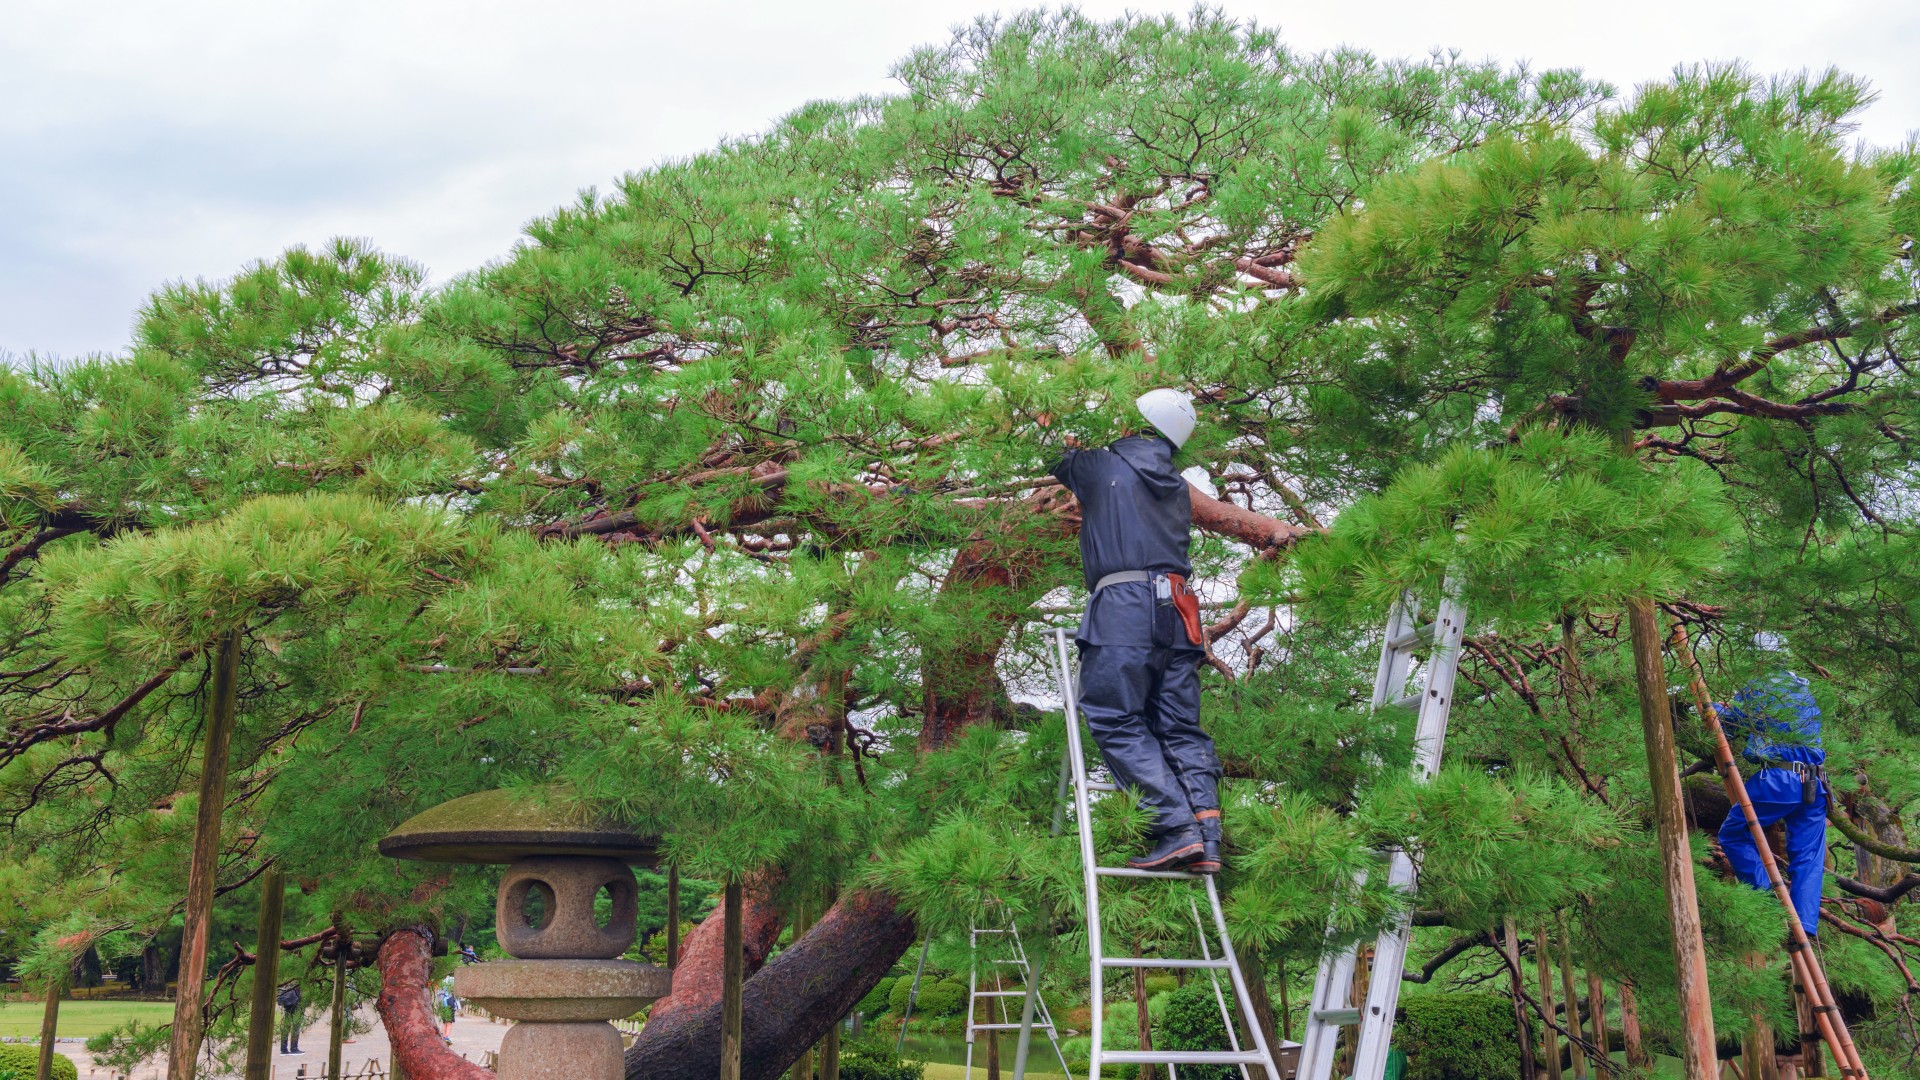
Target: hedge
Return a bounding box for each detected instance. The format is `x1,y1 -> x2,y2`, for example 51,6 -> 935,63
887,975 -> 966,1017
1156,981 -> 1236,1080
838,1040 -> 927,1080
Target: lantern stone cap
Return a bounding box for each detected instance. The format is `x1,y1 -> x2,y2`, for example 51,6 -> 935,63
377,788 -> 659,866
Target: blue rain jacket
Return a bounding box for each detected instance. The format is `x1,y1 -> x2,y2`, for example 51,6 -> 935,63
1715,669 -> 1827,936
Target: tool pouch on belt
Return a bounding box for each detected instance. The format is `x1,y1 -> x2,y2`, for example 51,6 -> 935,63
1166,573 -> 1204,647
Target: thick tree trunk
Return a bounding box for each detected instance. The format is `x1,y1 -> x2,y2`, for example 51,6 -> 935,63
1625,596 -> 1716,1080
376,928 -> 491,1080
244,867 -> 286,1080
918,541 -> 1048,751
168,630 -> 241,1080
625,888 -> 915,1080
629,878 -> 784,1057
722,882 -> 745,1080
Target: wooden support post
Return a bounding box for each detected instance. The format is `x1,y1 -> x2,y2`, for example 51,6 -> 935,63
36,972 -> 60,1080
1587,971 -> 1609,1068
1625,596 -> 1717,1080
822,1016 -> 841,1080
1556,917 -> 1589,1080
168,630 -> 242,1080
1621,981 -> 1651,1071
721,880 -> 744,1080
1795,981 -> 1824,1077
244,867 -> 287,1080
328,944 -> 349,1080
1134,967 -> 1153,1080
793,905 -> 816,1080
1503,919 -> 1536,1080
666,864 -> 680,970
1743,953 -> 1781,1080
1536,926 -> 1564,1080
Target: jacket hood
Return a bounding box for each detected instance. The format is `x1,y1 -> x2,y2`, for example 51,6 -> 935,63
1111,435 -> 1185,499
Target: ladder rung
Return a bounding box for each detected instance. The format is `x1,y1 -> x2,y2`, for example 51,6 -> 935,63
1102,1050 -> 1269,1065
972,1023 -> 1056,1031
1094,865 -> 1199,880
1387,623 -> 1436,651
1389,692 -> 1424,710
975,990 -> 1033,997
1086,780 -> 1120,792
1311,1008 -> 1362,1025
973,929 -> 1009,934
1102,957 -> 1230,970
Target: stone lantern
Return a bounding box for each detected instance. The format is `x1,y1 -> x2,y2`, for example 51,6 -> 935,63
379,789 -> 670,1080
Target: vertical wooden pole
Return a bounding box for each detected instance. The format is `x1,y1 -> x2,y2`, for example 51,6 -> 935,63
720,881 -> 744,1080
244,867 -> 287,1080
1742,953 -> 1780,1080
987,970 -> 1002,1080
1536,927 -> 1564,1080
793,905 -> 816,1080
1133,967 -> 1153,1080
666,864 -> 681,970
1625,596 -> 1717,1080
1621,981 -> 1651,1071
822,1015 -> 840,1080
1794,982 -> 1824,1077
1503,919 -> 1536,1080
1555,918 -> 1588,1079
1586,971 -> 1609,1067
328,945 -> 349,1080
35,972 -> 60,1080
1277,960 -> 1292,1043
168,630 -> 242,1080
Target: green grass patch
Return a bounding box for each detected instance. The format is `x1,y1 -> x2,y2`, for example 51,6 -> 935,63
0,1000 -> 174,1038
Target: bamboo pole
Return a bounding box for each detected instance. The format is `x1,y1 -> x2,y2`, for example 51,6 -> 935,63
1668,626 -> 1868,1080
666,864 -> 680,970
244,867 -> 287,1080
1555,917 -> 1589,1080
36,972 -> 60,1080
1536,926 -> 1564,1080
721,881 -> 744,1080
328,943 -> 349,1080
168,630 -> 242,1080
1625,596 -> 1717,1080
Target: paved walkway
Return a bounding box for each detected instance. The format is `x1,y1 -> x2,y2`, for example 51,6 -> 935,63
60,1007 -> 509,1079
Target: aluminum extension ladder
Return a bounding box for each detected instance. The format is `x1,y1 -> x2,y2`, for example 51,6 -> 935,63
1046,628 -> 1283,1080
965,909 -> 1074,1080
1297,592 -> 1467,1080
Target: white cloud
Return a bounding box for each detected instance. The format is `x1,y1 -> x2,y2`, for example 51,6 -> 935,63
2,0 -> 1914,358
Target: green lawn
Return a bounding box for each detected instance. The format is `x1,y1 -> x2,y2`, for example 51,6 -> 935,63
0,1000 -> 173,1039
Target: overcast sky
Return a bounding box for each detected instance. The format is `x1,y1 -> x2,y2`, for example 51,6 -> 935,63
3,0 -> 1916,360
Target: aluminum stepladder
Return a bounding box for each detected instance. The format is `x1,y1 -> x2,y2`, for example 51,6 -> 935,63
965,908 -> 1074,1080
1046,627 -> 1284,1080
1297,591 -> 1467,1080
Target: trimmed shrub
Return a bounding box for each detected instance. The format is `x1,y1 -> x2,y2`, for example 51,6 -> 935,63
838,1040 -> 927,1080
1156,981 -> 1236,1080
888,973 -> 964,1015
0,1044 -> 78,1080
1398,993 -> 1528,1080
860,976 -> 898,1017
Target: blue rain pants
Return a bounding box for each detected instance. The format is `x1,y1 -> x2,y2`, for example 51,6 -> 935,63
1718,769 -> 1827,938
1077,642 -> 1221,836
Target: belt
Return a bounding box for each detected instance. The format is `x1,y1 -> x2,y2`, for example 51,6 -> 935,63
1092,570 -> 1154,594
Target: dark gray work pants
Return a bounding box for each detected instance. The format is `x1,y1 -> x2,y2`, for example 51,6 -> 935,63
1077,644 -> 1221,836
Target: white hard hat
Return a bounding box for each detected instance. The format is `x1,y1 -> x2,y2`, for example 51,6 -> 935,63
1135,388 -> 1196,448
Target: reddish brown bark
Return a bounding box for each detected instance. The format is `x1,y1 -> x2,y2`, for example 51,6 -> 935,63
626,889 -> 916,1080
639,877 -> 785,1048
376,927 -> 492,1080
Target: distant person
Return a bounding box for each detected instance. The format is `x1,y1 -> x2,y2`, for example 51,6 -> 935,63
1716,633 -> 1827,938
436,974 -> 459,1039
459,943 -> 480,965
276,980 -> 303,1054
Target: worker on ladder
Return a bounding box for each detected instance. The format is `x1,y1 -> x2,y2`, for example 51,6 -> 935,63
1715,632 -> 1828,938
1049,388 -> 1222,873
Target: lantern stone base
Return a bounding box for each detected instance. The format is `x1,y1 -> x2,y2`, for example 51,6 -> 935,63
457,959 -> 670,1080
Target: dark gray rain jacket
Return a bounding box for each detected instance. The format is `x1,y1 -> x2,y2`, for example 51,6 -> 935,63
1050,435 -> 1201,651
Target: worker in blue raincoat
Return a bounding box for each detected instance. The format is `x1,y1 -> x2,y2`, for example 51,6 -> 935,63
1051,389 -> 1223,873
1715,637 -> 1828,937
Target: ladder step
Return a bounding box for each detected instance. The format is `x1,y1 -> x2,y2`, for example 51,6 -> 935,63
1094,865 -> 1199,880
974,990 -> 1034,997
1388,692 -> 1424,710
1102,1050 -> 1270,1065
1086,780 -> 1120,793
1386,623 -> 1436,651
1102,957 -> 1230,970
1311,1008 -> 1362,1025
971,1023 -> 1057,1032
